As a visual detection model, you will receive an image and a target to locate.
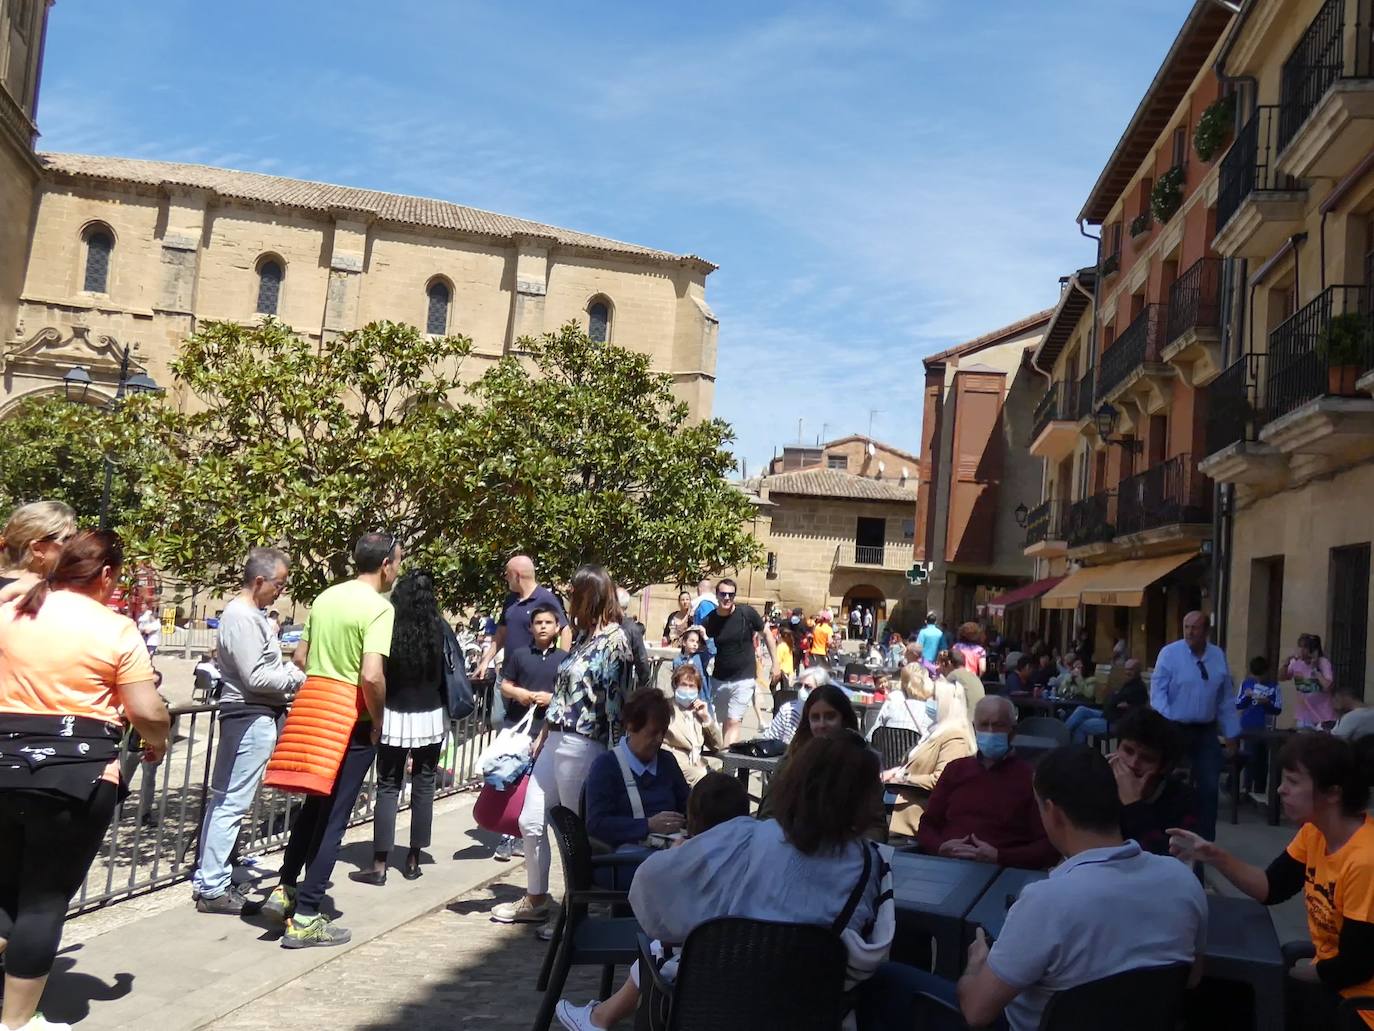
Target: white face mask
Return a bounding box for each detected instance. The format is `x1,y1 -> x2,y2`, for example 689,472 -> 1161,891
674,688 -> 698,709
925,698 -> 939,721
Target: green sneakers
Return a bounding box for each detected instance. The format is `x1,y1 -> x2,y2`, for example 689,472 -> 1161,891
281,913 -> 352,949
254,884 -> 296,924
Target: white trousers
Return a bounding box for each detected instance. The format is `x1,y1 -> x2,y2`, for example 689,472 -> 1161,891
517,729 -> 604,895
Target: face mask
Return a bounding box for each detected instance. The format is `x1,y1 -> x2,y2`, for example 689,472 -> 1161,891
674,688 -> 698,708
977,731 -> 1011,761
925,698 -> 940,721
797,687 -> 811,704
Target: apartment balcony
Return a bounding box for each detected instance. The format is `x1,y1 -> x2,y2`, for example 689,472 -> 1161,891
1162,258 -> 1224,387
1114,453 -> 1213,549
1023,499 -> 1067,558
1276,0 -> 1374,179
833,542 -> 912,572
1198,352 -> 1290,488
1066,491 -> 1117,556
1074,368 -> 1095,422
1259,285 -> 1374,460
1029,379 -> 1081,461
1096,304 -> 1174,412
1214,106 -> 1307,259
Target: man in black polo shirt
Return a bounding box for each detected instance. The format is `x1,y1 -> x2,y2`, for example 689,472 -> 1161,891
702,578 -> 781,745
475,554 -> 570,679
493,605 -> 568,862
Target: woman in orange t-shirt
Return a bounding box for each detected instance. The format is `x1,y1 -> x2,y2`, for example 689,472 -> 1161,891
1171,733 -> 1374,1030
0,529 -> 169,1030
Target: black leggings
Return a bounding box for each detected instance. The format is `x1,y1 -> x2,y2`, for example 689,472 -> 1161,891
373,742 -> 441,854
0,783 -> 117,977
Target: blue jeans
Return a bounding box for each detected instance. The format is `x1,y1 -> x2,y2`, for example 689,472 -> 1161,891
193,713 -> 278,899
855,962 -> 1007,1031
1177,722 -> 1223,841
1065,706 -> 1107,744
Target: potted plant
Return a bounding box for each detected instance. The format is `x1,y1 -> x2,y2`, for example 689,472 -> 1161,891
1194,94 -> 1236,162
1151,166 -> 1185,224
1129,211 -> 1153,239
1317,311 -> 1372,395
1100,252 -> 1120,277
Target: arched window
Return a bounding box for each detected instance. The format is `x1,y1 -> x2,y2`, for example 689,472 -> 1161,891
256,257 -> 283,315
587,297 -> 611,343
426,279 -> 451,335
82,226 -> 114,294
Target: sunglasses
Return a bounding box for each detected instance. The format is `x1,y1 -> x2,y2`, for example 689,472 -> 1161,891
718,591 -> 736,600
1196,660 -> 1209,681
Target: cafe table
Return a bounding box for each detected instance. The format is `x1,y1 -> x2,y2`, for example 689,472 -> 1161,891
713,750 -> 782,807
1007,733 -> 1060,764
888,851 -> 1000,978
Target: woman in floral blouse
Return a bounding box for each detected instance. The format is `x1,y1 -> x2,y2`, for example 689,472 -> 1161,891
492,563 -> 634,927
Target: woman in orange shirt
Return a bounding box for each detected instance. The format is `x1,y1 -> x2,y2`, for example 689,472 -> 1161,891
0,530 -> 169,1031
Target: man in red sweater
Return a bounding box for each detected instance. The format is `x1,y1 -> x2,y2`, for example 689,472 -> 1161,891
915,695 -> 1060,869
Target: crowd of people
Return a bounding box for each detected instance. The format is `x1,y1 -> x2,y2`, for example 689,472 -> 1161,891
0,499 -> 1371,1031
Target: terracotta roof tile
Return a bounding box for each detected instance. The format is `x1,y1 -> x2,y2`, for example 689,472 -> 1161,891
38,153 -> 716,269
761,467 -> 917,503
922,309 -> 1053,368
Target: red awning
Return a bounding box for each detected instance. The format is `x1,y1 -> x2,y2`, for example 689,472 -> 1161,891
985,575 -> 1066,616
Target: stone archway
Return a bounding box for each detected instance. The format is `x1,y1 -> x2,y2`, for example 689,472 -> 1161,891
842,584 -> 886,641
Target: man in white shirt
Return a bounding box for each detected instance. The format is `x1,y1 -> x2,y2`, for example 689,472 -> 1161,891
1333,684 -> 1374,741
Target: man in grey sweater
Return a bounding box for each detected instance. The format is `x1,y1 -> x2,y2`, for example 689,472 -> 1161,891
193,547 -> 305,914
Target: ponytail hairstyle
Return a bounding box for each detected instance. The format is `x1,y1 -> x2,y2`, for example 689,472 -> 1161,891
0,500 -> 77,574
17,529 -> 123,617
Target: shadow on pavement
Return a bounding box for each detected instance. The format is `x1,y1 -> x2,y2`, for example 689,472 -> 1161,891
37,946 -> 134,1024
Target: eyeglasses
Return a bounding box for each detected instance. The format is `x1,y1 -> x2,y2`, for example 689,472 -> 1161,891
1196,660 -> 1209,681
717,591 -> 736,600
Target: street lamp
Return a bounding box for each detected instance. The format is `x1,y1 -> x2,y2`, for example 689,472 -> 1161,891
1014,502 -> 1029,528
63,345 -> 162,529
1093,403 -> 1142,453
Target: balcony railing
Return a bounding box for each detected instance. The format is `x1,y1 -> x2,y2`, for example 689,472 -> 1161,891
1218,106 -> 1295,232
1075,368 -> 1095,421
1167,257 -> 1223,346
1024,499 -> 1065,549
1097,304 -> 1167,401
1266,285 -> 1374,421
1031,379 -> 1081,441
1115,454 -> 1213,537
1279,0 -> 1374,153
1066,491 -> 1117,548
834,542 -> 910,570
1206,352 -> 1268,457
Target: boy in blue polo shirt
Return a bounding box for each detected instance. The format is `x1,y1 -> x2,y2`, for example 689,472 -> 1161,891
1236,655 -> 1282,793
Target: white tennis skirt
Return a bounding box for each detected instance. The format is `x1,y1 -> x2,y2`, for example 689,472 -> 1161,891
380,707 -> 448,748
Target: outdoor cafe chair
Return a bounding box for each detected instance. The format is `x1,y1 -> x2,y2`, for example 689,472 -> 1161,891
871,726 -> 921,770
634,917 -> 849,1031
771,687 -> 799,710
531,806 -> 641,1031
1339,996 -> 1374,1029
1015,716 -> 1071,748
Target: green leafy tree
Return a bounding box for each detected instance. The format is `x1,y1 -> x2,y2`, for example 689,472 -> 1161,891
122,318 -> 478,604
449,323 -> 762,600
0,393 -> 150,528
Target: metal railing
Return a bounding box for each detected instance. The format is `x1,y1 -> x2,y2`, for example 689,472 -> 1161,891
1218,106 -> 1296,232
1098,304 -> 1167,401
68,684 -> 499,915
835,542 -> 910,570
1205,352 -> 1268,457
1024,499 -> 1065,548
1115,453 -> 1213,537
1167,257 -> 1223,346
1265,284 -> 1374,422
1075,368 -> 1095,421
854,544 -> 886,566
1066,491 -> 1117,548
1031,379 -> 1080,441
1279,0 -> 1373,153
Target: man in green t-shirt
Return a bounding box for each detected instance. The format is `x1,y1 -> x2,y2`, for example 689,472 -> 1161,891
258,532 -> 403,948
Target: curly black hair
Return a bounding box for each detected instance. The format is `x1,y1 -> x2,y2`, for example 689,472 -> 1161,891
388,569 -> 443,687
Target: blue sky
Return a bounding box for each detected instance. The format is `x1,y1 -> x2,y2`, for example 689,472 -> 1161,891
37,1 -> 1189,473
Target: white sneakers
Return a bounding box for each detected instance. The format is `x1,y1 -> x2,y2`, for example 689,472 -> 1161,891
3,1016 -> 73,1031
555,1000 -> 604,1031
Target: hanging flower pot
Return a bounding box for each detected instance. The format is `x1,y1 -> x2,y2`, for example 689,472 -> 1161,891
1150,166 -> 1185,224
1194,94 -> 1236,162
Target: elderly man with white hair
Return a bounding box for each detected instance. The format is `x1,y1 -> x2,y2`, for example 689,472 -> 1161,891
914,695 -> 1059,869
762,666 -> 830,745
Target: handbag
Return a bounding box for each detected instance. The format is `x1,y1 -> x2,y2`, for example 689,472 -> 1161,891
477,707 -> 537,774
473,768 -> 530,837
727,737 -> 786,758
441,622 -> 475,721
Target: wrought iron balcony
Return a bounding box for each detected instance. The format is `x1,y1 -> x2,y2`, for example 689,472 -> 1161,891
1167,258 -> 1223,346
1114,454 -> 1213,538
834,542 -> 910,571
1217,106 -> 1296,234
1024,499 -> 1065,549
1097,304 -> 1167,402
1266,285 -> 1374,422
1075,368 -> 1095,421
1205,353 -> 1268,458
1279,0 -> 1374,153
1066,491 -> 1116,548
1031,379 -> 1081,441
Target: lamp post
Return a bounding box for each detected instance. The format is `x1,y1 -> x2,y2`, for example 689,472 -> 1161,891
1093,402 -> 1143,454
63,345 -> 161,529
1014,502 -> 1029,528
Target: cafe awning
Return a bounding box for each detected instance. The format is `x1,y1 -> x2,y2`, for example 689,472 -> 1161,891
1041,551 -> 1198,609
984,575 -> 1066,617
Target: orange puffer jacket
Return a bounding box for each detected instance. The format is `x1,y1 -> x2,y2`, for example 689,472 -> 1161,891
263,674 -> 363,796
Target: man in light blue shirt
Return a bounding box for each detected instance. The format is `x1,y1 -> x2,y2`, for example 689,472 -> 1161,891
1149,610 -> 1239,840
916,611 -> 947,670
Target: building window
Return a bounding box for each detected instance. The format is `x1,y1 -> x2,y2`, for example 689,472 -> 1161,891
766,551 -> 778,578
826,454 -> 848,470
82,226 -> 113,294
256,257 -> 283,315
587,297 -> 611,342
902,518 -> 915,540
1330,543 -> 1370,699
1172,126 -> 1188,169
426,279 -> 450,335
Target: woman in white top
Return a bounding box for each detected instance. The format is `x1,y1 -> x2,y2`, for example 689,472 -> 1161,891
882,681 -> 976,838
869,665 -> 933,739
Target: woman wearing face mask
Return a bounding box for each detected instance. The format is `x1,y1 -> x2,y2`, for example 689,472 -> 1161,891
1170,734 -> 1374,1030
882,682 -> 976,838
1282,633 -> 1336,730
671,628 -> 712,706
662,664 -> 722,786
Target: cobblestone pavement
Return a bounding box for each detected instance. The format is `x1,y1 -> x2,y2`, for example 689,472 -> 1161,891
205,861 -> 625,1031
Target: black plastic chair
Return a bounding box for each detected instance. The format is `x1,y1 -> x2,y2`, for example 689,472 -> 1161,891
771,688 -> 799,710
844,662 -> 869,684
871,726 -> 921,769
1039,962 -> 1190,1029
1339,996 -> 1374,1029
1016,716 -> 1071,747
636,918 -> 849,1031
531,806 -> 641,1031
